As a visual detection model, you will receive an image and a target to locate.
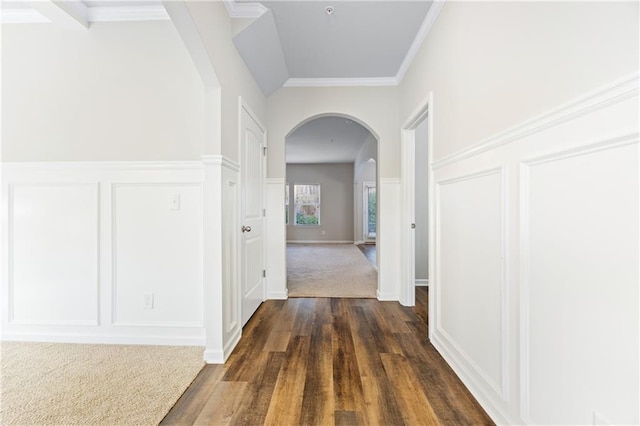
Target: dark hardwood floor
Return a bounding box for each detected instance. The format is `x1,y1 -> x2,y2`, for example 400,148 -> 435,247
161,288 -> 493,425
356,244 -> 376,268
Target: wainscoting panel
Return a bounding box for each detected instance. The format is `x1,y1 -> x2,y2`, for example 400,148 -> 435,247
436,168 -> 505,398
377,178 -> 401,301
265,178 -> 287,299
112,183 -> 203,327
427,74 -> 639,425
522,138 -> 638,425
9,183 -> 99,325
1,162 -> 206,346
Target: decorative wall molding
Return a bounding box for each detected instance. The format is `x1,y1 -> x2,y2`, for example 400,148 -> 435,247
434,166 -> 508,401
222,0 -> 268,19
284,77 -> 399,88
432,72 -> 640,169
2,162 -> 206,346
2,161 -> 203,172
7,182 -> 100,327
202,155 -> 240,172
427,76 -> 639,424
1,3 -> 168,25
286,240 -> 353,244
396,0 -> 447,82
518,132 -> 639,423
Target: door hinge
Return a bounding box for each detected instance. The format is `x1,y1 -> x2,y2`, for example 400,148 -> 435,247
263,147 -> 267,156
262,270 -> 266,278
411,223 -> 416,229
263,208 -> 266,217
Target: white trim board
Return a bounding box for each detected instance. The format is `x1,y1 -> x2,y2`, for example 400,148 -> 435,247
286,240 -> 354,244
415,279 -> 429,286
2,3 -> 168,25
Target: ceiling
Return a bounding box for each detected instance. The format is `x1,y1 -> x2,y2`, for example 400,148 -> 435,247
233,1 -> 434,95
286,116 -> 373,164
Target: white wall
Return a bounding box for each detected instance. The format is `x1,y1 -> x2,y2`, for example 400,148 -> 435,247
1,22 -> 205,161
186,1 -> 266,160
2,163 -> 206,345
399,1 -> 639,424
400,2 -> 639,161
286,163 -> 354,243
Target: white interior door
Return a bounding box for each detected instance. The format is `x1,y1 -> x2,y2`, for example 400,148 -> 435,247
240,105 -> 265,326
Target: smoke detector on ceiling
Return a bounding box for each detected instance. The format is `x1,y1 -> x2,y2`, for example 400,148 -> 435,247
325,6 -> 334,15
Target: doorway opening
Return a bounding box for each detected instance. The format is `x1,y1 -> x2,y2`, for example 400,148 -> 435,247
284,114 -> 378,298
400,94 -> 433,329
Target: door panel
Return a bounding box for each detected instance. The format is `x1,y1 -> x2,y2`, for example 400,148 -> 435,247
241,106 -> 265,326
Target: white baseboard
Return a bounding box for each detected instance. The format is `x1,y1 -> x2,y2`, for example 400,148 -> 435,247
354,240 -> 365,245
222,327 -> 242,361
286,240 -> 354,244
203,349 -> 224,364
415,279 -> 429,286
431,332 -> 513,425
1,332 -> 205,347
376,290 -> 399,301
266,290 -> 288,300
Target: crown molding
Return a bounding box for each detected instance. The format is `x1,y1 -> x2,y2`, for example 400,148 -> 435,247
283,77 -> 399,88
88,5 -> 169,22
0,3 -> 168,24
396,0 -> 446,83
223,0 -> 267,19
0,8 -> 50,24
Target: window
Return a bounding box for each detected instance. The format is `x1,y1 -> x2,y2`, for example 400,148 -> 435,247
285,184 -> 290,225
365,184 -> 376,238
294,184 -> 320,226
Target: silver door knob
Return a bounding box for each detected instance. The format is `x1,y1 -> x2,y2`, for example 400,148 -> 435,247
242,225 -> 252,233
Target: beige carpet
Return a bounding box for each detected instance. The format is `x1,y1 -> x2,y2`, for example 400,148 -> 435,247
0,342 -> 204,425
287,243 -> 377,298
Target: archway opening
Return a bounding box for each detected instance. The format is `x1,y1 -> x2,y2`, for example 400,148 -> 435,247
284,114 -> 379,298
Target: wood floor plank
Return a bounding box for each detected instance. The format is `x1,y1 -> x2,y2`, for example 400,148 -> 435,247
263,336 -> 311,425
291,298 -> 315,336
160,365 -> 226,425
335,410 -> 362,426
349,305 -> 385,377
361,376 -> 405,426
381,353 -> 441,426
299,323 -> 334,426
262,331 -> 291,352
192,382 -> 248,425
332,300 -> 365,412
229,351 -> 285,426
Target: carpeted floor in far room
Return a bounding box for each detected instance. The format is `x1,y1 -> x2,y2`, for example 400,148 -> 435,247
0,342 -> 204,426
287,243 -> 377,298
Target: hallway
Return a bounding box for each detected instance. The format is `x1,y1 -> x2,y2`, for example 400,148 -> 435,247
161,289 -> 492,425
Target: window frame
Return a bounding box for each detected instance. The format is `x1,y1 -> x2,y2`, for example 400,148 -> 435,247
293,183 -> 321,227
285,183 -> 290,225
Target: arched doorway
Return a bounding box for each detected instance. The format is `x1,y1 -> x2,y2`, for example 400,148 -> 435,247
284,113 -> 380,298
